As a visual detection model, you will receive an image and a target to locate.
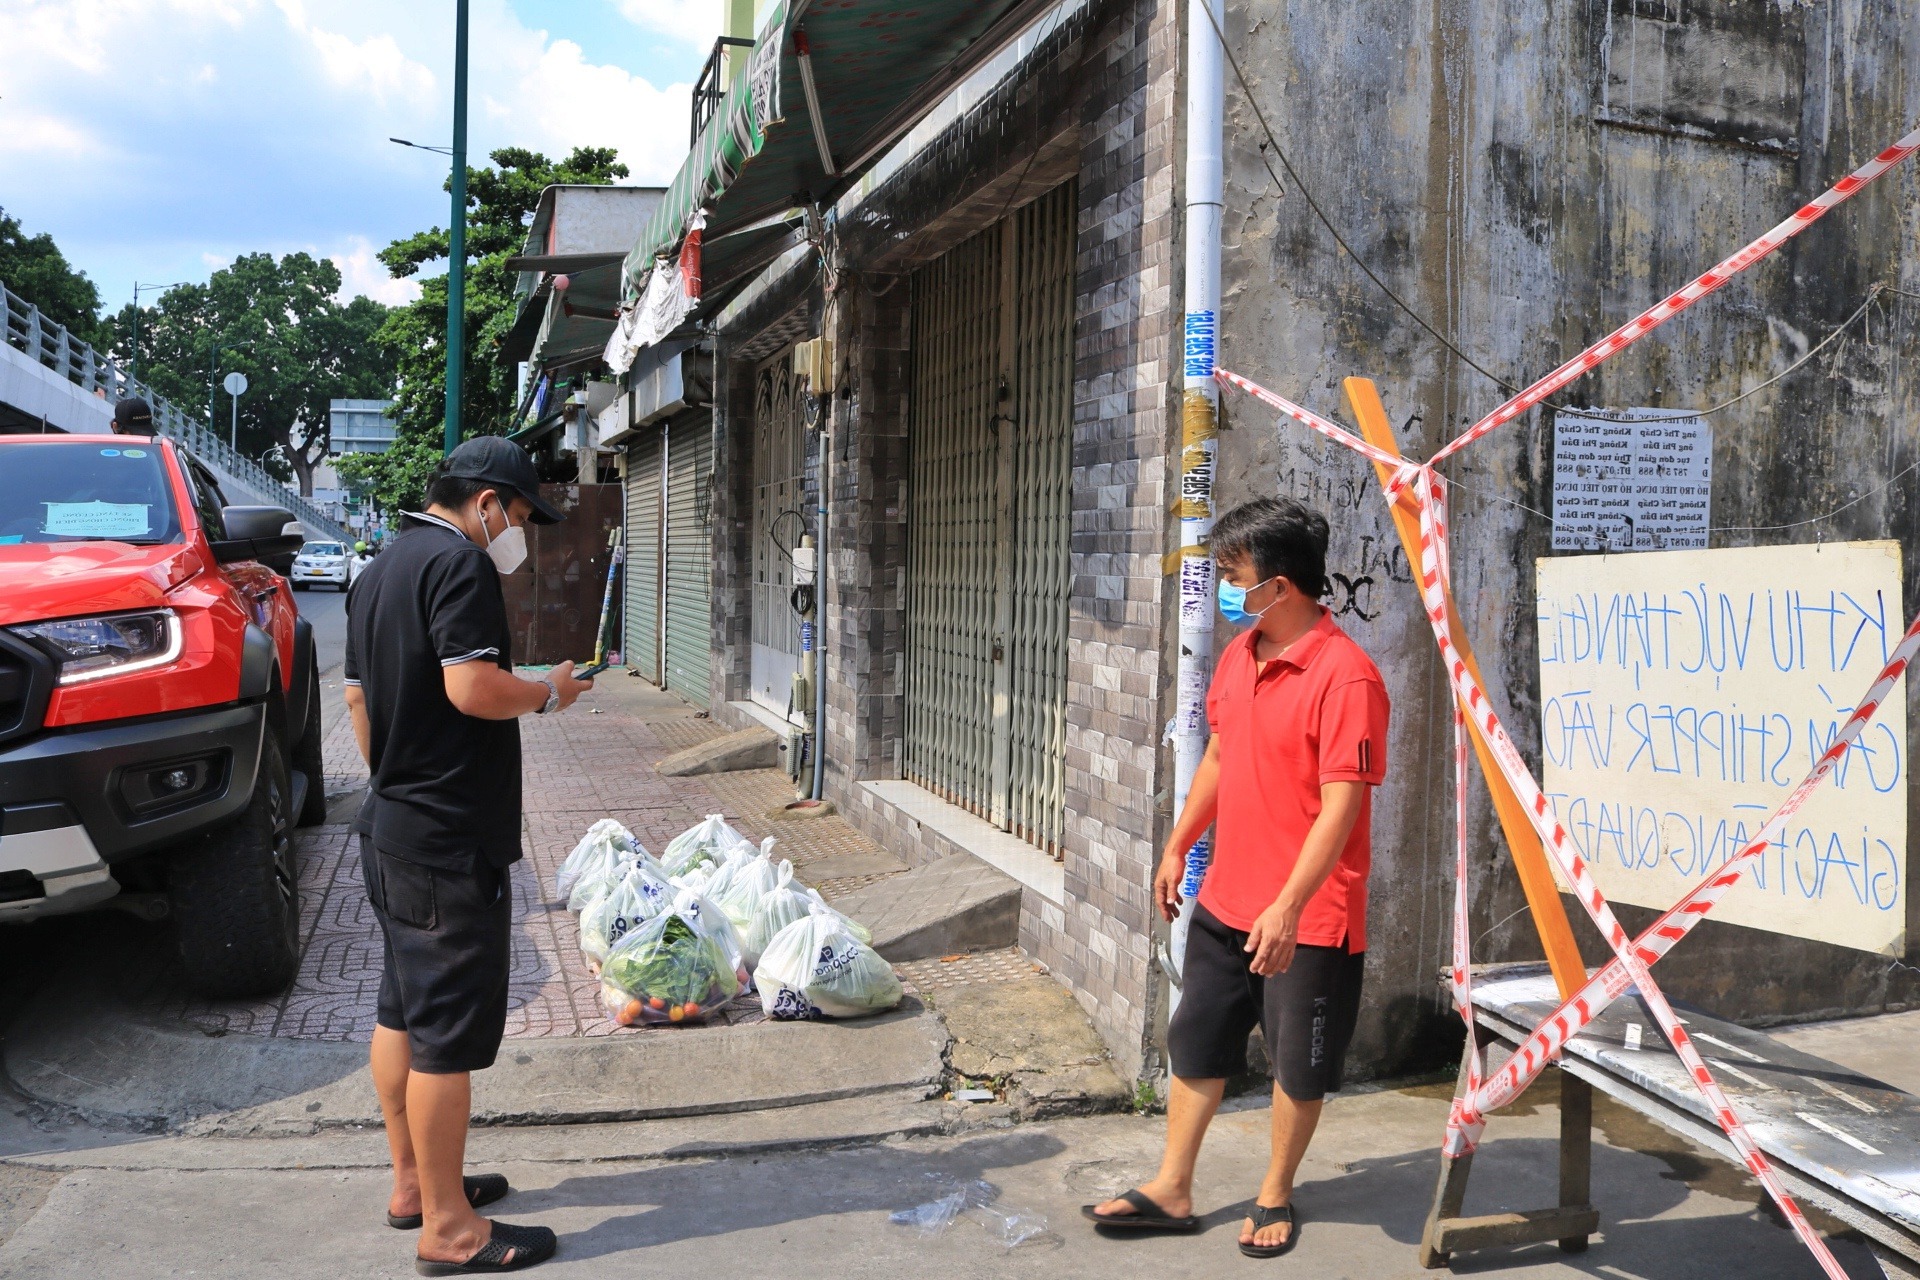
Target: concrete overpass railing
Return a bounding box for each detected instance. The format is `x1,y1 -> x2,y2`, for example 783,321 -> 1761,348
0,279 -> 355,545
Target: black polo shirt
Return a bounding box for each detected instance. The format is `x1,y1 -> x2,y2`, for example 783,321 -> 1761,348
344,511 -> 522,871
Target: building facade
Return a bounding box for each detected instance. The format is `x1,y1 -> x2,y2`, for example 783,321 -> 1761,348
599,0 -> 1920,1087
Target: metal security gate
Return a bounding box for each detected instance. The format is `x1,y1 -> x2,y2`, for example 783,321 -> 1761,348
624,428 -> 664,684
663,411 -> 714,708
904,180 -> 1075,853
750,348 -> 808,717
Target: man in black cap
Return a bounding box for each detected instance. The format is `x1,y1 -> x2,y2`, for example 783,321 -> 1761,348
111,396 -> 154,435
342,436 -> 591,1274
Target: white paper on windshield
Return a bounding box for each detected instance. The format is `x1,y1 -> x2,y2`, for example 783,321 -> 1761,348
42,501 -> 152,538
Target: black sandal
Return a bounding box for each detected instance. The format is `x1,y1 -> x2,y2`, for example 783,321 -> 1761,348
415,1221 -> 556,1275
1081,1187 -> 1201,1232
388,1174 -> 512,1229
1239,1203 -> 1298,1258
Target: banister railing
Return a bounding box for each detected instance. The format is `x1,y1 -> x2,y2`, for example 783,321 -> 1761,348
0,279 -> 354,544
691,36 -> 755,147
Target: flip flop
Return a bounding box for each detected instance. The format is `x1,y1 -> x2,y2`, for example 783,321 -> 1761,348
1239,1202 -> 1299,1258
415,1221 -> 556,1275
388,1174 -> 512,1229
1081,1188 -> 1201,1232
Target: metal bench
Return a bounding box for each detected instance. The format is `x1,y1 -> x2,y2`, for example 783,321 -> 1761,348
1421,962 -> 1920,1278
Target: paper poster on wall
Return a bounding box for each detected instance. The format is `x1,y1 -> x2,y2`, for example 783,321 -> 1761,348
1537,541 -> 1906,955
1551,409 -> 1711,552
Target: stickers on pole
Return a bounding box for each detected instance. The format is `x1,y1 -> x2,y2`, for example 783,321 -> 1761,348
1538,541 -> 1907,954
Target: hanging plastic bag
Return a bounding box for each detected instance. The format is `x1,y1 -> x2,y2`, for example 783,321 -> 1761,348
556,819 -> 640,902
661,813 -> 752,880
711,838 -> 783,936
756,903 -> 903,1020
578,859 -> 676,963
601,890 -> 749,1025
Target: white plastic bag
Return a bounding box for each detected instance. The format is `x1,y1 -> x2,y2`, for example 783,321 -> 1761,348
556,818 -> 639,902
710,838 -> 783,936
742,865 -> 871,971
600,889 -> 749,1025
661,813 -> 752,879
578,859 -> 676,962
756,903 -> 903,1020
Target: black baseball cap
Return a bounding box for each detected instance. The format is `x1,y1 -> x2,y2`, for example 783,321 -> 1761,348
441,435 -> 563,523
112,396 -> 154,435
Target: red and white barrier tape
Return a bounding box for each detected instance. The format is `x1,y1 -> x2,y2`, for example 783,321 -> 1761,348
1206,124 -> 1920,1277
1427,124 -> 1920,471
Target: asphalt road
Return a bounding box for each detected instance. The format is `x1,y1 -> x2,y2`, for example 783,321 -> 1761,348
291,580 -> 348,678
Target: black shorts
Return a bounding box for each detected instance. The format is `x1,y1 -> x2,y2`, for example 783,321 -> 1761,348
360,835 -> 513,1074
1167,902 -> 1366,1101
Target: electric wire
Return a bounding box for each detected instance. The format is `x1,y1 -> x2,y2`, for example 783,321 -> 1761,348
1194,0 -> 1525,396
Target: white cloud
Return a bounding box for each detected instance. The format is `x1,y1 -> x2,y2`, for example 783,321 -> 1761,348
0,0 -> 703,311
474,23 -> 692,187
614,0 -> 721,46
330,236 -> 422,306
275,0 -> 436,107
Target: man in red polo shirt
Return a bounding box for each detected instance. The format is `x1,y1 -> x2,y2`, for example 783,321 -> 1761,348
1086,497 -> 1389,1258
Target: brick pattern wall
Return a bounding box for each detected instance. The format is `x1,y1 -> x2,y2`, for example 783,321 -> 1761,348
708,351 -> 759,708
702,0 -> 1179,1083
1035,0 -> 1180,1082
821,277 -> 913,787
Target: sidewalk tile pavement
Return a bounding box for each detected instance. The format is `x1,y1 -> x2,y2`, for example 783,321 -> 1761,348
127,680 -> 917,1043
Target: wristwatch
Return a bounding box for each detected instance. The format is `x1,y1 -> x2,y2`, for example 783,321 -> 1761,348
535,677 -> 560,715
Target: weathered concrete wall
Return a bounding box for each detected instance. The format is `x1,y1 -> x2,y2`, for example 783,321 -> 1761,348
1214,0 -> 1920,1078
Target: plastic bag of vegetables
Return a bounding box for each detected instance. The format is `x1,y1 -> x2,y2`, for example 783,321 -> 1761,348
600,890 -> 749,1025
578,859 -> 676,963
709,838 -> 783,935
555,819 -> 640,901
661,813 -> 752,880
756,903 -> 903,1020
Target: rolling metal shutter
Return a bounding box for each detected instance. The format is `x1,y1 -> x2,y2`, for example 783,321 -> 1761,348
663,410 -> 714,708
904,180 -> 1075,854
623,428 -> 663,684
749,348 -> 808,717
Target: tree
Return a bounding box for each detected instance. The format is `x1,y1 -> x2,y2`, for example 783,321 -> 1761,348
0,208 -> 104,345
344,145 -> 628,513
111,254 -> 394,494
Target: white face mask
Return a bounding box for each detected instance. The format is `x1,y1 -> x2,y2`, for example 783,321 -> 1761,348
478,497 -> 528,575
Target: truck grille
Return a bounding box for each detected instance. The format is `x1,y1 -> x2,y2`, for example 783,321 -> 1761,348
0,631 -> 54,746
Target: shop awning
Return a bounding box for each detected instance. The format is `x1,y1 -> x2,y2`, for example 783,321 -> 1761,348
522,261 -> 624,372
620,0 -> 1062,309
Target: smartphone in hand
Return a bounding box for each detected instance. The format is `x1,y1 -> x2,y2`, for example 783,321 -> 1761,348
573,660 -> 609,679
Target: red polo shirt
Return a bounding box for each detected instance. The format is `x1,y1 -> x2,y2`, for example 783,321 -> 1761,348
1199,610 -> 1390,951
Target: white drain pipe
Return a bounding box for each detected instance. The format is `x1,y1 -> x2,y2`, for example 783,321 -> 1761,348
1166,0 -> 1225,1014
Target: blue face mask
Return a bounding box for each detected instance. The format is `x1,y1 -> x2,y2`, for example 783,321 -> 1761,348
1218,575 -> 1279,625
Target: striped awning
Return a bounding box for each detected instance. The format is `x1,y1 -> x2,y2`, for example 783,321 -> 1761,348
620,0 -> 1063,311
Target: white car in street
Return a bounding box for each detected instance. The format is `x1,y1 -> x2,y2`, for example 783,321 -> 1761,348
290,540 -> 349,591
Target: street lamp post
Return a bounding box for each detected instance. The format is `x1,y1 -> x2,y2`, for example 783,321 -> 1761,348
445,0 -> 470,457
128,280 -> 188,391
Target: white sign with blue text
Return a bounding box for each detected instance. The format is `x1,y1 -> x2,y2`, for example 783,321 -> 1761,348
1537,541 -> 1906,955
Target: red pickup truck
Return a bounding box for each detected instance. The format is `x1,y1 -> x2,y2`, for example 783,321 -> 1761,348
0,433 -> 327,998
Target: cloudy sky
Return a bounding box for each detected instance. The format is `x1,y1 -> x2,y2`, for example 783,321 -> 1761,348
0,0 -> 724,314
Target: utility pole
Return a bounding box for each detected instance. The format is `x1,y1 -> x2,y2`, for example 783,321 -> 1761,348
444,0 -> 470,457
1167,0 -> 1225,1010
128,280 -> 187,391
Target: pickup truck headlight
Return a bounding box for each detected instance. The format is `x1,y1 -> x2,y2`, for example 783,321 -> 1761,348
13,609 -> 182,684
